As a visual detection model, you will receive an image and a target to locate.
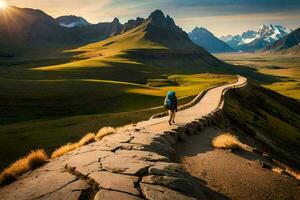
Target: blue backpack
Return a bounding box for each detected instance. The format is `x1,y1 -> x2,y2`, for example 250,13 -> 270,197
164,91 -> 175,109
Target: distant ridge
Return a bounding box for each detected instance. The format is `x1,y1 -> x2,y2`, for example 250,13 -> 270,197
189,27 -> 236,53
55,15 -> 90,27
220,24 -> 291,52
0,6 -> 145,47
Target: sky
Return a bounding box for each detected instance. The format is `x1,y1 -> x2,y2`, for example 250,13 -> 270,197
5,0 -> 300,36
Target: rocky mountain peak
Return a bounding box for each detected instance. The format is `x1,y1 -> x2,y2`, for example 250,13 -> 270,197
112,17 -> 120,24
149,9 -> 165,21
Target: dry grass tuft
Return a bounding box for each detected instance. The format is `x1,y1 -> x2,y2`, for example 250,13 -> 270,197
212,133 -> 245,150
272,167 -> 283,174
96,127 -> 116,141
51,143 -> 78,159
272,166 -> 300,180
285,168 -> 300,180
52,127 -> 115,159
77,133 -> 96,147
0,149 -> 48,185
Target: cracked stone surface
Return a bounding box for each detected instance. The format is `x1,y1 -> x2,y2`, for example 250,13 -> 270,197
140,183 -> 198,200
101,154 -> 151,175
94,190 -> 142,200
89,171 -> 140,196
0,77 -> 247,200
0,171 -> 89,200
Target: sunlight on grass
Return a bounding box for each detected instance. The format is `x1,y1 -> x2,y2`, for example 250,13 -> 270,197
0,149 -> 48,185
127,74 -> 235,97
51,127 -> 116,159
96,127 -> 116,141
212,133 -> 246,150
34,21 -> 165,71
51,143 -> 78,159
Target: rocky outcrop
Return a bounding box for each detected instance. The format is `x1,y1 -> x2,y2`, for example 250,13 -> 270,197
0,77 -> 247,200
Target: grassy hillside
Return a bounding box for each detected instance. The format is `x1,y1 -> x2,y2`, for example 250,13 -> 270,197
216,53 -> 300,99
224,84 -> 300,169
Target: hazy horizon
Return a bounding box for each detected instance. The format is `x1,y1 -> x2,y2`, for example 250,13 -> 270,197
4,0 -> 300,36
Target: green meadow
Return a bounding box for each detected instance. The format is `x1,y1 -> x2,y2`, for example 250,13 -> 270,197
215,53 -> 300,100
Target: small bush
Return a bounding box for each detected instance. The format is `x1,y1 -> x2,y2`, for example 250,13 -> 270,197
78,133 -> 96,147
0,149 -> 48,185
51,143 -> 78,159
96,127 -> 116,141
212,133 -> 244,150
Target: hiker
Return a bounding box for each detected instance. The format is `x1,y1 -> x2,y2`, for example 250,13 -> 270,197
164,91 -> 178,125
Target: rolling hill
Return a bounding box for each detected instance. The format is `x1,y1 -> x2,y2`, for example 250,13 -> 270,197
189,27 -> 236,53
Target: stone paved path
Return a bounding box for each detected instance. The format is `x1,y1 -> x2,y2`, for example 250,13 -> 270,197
0,76 -> 247,200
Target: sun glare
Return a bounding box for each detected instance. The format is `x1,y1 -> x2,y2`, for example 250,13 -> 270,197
0,0 -> 7,9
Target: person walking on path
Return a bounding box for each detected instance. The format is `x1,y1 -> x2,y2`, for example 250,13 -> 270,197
164,91 -> 178,125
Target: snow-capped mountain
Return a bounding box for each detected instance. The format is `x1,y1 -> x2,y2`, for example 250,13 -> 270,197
263,27 -> 300,55
258,24 -> 290,43
55,15 -> 90,28
220,24 -> 291,51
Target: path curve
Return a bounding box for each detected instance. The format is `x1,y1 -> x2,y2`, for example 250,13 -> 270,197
0,76 -> 247,200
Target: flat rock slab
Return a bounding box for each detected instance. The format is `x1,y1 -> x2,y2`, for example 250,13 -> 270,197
148,163 -> 187,178
142,175 -> 202,198
90,140 -> 136,152
101,155 -> 150,175
0,171 -> 89,200
66,150 -> 113,169
89,171 -> 140,196
37,179 -> 89,200
102,132 -> 134,143
140,183 -> 197,200
94,190 -> 142,200
75,162 -> 101,177
116,150 -> 170,162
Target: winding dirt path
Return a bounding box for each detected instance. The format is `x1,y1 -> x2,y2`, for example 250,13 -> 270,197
137,76 -> 247,132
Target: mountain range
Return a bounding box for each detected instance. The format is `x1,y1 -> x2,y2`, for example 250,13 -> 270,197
0,6 -> 143,48
220,24 -> 291,52
0,6 -> 275,82
188,27 -> 236,53
263,28 -> 300,55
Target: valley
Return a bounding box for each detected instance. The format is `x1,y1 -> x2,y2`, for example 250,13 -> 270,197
215,53 -> 300,99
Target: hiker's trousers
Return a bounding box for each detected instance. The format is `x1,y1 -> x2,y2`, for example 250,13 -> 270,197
168,110 -> 176,122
